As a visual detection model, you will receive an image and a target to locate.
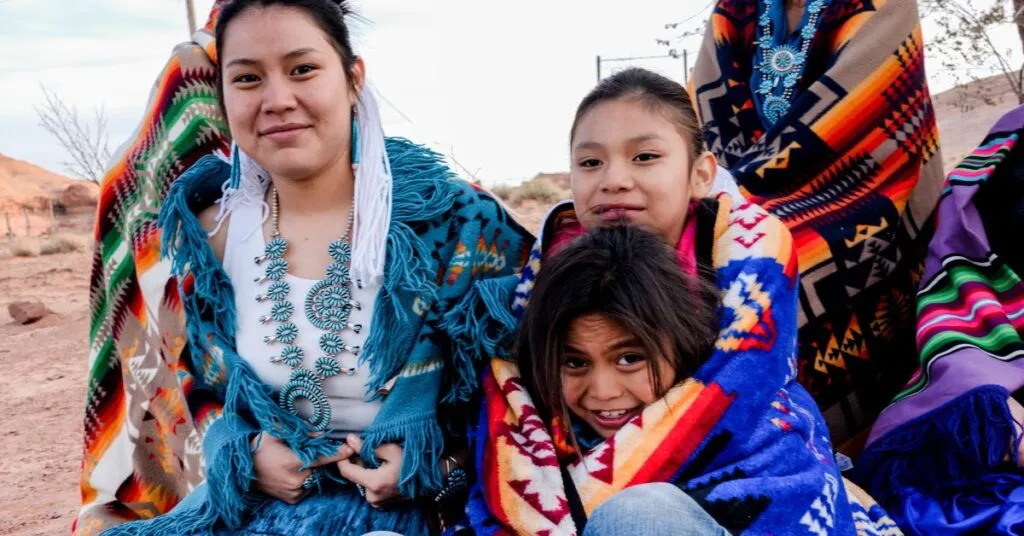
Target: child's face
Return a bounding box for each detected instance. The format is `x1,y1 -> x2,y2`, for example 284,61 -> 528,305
561,313 -> 675,439
570,98 -> 714,246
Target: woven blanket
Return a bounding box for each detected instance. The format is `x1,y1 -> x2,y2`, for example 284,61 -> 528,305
692,0 -> 945,439
74,5 -> 533,534
855,106 -> 1024,535
466,195 -> 900,535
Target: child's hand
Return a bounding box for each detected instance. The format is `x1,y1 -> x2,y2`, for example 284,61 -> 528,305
337,434 -> 405,508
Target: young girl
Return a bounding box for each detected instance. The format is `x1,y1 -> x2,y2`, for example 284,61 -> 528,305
519,224 -> 727,535
466,68 -> 897,535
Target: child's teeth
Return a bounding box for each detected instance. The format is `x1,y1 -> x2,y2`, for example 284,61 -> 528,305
600,410 -> 627,417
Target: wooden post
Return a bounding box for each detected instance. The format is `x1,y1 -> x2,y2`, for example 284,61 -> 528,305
186,0 -> 197,36
683,49 -> 690,83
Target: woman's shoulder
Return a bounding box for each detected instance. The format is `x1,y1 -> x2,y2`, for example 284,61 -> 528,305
160,154 -> 232,263
198,205 -> 228,262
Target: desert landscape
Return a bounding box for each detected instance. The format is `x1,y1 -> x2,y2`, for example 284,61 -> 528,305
0,77 -> 1018,535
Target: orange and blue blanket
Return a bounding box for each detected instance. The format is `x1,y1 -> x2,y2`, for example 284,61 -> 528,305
692,0 -> 945,442
466,195 -> 900,535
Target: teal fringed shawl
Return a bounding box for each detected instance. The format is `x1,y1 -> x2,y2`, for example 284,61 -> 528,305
106,138 -> 533,534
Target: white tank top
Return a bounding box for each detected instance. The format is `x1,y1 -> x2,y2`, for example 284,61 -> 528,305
223,198 -> 382,437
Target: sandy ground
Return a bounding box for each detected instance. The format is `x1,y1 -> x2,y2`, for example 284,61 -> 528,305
0,248 -> 91,536
0,83 -> 1017,535
933,75 -> 1021,170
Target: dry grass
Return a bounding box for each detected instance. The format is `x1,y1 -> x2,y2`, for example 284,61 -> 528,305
40,233 -> 91,255
4,233 -> 91,258
492,176 -> 570,206
9,237 -> 41,257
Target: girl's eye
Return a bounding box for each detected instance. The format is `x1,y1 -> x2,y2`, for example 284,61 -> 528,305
562,356 -> 589,370
633,152 -> 660,163
232,74 -> 259,84
292,64 -> 317,76
578,158 -> 602,169
617,353 -> 647,366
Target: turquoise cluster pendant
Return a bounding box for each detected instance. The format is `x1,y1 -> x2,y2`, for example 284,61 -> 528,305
255,187 -> 361,432
753,0 -> 830,125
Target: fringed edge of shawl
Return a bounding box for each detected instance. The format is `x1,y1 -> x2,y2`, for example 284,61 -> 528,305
159,154 -> 237,366
355,138 -> 465,498
854,385 -> 1021,506
439,275 -> 521,404
360,137 -> 461,394
361,410 -> 447,498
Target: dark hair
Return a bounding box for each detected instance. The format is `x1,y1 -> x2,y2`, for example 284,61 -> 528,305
978,137 -> 1024,275
516,225 -> 719,438
214,0 -> 359,112
570,67 -> 705,161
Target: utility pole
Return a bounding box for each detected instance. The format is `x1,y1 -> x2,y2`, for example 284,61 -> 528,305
185,0 -> 197,36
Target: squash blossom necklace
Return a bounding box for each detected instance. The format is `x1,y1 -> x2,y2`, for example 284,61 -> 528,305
254,184 -> 362,432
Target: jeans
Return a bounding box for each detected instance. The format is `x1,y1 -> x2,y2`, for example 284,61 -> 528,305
583,483 -> 728,536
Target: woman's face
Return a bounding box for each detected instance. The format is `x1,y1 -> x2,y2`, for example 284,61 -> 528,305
219,5 -> 364,181
561,313 -> 675,439
570,98 -> 714,246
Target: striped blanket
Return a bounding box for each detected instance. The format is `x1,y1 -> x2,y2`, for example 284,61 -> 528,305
855,106 -> 1024,534
466,195 -> 900,535
74,13 -> 227,535
693,0 -> 944,441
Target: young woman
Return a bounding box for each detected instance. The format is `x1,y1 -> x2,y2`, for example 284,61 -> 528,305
465,68 -> 897,534
79,1 -> 531,534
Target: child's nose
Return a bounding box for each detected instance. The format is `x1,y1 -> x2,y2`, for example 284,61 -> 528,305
588,371 -> 624,401
599,161 -> 635,193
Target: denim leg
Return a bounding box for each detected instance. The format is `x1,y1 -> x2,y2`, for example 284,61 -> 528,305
583,483 -> 727,536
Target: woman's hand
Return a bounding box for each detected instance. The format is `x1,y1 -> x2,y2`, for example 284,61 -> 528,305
250,432 -> 349,504
337,434 -> 405,508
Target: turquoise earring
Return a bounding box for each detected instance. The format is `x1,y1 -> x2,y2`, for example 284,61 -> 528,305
350,109 -> 360,168
229,144 -> 242,189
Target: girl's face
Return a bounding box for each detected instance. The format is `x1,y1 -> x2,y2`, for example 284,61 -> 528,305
570,98 -> 715,246
561,313 -> 675,439
219,5 -> 364,181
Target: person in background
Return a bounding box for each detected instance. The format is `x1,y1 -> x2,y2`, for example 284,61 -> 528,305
855,106 -> 1024,534
692,0 -> 945,446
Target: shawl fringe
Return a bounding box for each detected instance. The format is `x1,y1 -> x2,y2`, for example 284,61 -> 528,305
855,385 -> 1019,506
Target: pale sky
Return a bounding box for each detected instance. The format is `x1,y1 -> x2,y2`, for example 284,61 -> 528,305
0,0 -> 1019,185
